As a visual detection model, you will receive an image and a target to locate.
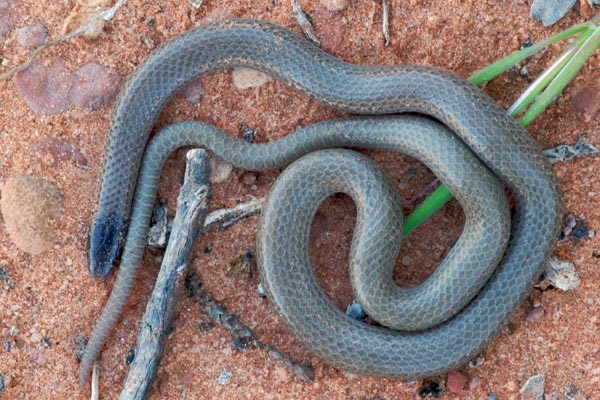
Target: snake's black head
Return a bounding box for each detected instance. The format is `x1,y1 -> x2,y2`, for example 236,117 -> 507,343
87,213 -> 127,279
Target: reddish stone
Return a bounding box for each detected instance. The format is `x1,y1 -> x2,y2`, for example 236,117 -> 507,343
446,370 -> 467,393
572,85 -> 600,122
14,57 -> 74,115
70,63 -> 123,110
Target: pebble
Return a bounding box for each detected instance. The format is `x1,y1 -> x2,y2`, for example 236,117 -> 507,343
530,0 -> 576,26
30,137 -> 88,167
15,24 -> 48,48
14,57 -> 122,115
446,370 -> 466,393
0,175 -> 63,255
469,376 -> 482,390
314,8 -> 347,53
209,158 -> 233,184
232,67 -> 273,89
544,257 -> 581,291
594,350 -> 600,360
217,370 -> 233,385
177,78 -> 203,104
519,374 -> 545,400
345,300 -> 366,320
526,307 -> 545,323
320,0 -> 349,12
70,63 -> 122,110
572,85 -> 600,122
14,57 -> 74,115
242,172 -> 257,186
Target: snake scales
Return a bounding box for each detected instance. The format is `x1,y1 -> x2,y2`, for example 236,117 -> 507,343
80,19 -> 562,385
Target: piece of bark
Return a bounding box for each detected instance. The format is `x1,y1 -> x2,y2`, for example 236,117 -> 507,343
120,149 -> 211,400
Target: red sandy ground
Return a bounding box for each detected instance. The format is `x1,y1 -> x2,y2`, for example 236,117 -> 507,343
1,0 -> 600,399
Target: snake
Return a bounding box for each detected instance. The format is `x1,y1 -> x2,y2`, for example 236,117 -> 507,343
80,19 -> 563,385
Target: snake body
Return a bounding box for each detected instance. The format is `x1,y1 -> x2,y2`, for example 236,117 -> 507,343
81,19 -> 562,384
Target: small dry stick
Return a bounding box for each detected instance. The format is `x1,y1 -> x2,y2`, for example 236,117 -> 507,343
382,0 -> 390,46
185,272 -> 315,382
0,0 -> 126,80
119,149 -> 211,400
147,197 -> 264,249
291,0 -> 321,47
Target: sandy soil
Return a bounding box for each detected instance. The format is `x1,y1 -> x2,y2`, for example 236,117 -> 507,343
1,0 -> 600,399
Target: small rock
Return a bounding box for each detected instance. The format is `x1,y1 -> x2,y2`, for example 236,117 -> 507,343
257,282 -> 266,296
70,63 -> 123,110
593,350 -> 600,359
209,158 -> 233,184
346,300 -> 366,320
469,376 -> 482,390
314,8 -> 347,53
178,78 -> 203,104
232,68 -> 273,89
217,370 -> 233,385
14,57 -> 74,115
320,0 -> 349,12
113,373 -> 123,384
488,394 -> 498,400
446,370 -> 467,393
15,24 -> 48,48
242,172 -> 257,186
30,137 -> 88,167
526,307 -> 545,323
519,374 -> 545,400
544,257 -> 580,291
0,175 -> 63,255
14,58 -> 121,114
572,85 -> 600,121
530,0 -> 576,26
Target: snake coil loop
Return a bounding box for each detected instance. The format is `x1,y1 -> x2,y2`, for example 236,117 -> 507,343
80,19 -> 562,385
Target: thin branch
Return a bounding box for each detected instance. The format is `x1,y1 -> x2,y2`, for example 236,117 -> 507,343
0,0 -> 126,80
120,149 -> 211,400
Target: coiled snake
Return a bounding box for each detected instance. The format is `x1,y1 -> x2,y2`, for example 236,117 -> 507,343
79,19 -> 563,385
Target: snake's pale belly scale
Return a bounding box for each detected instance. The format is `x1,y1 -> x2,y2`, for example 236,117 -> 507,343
81,19 -> 563,384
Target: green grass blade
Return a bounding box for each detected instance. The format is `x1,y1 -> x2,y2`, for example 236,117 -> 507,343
520,26 -> 600,126
469,22 -> 590,86
403,18 -> 600,238
402,185 -> 453,237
